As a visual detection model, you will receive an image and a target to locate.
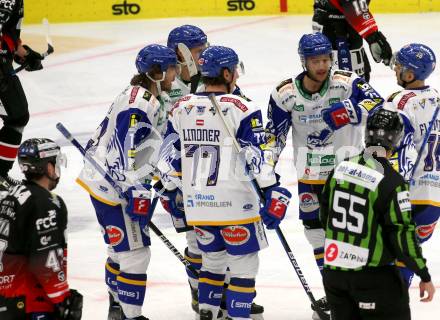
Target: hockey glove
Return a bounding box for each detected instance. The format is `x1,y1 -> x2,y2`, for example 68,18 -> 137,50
260,186 -> 292,229
160,188 -> 185,220
322,99 -> 362,130
124,184 -> 153,224
14,45 -> 44,71
366,31 -> 392,66
54,289 -> 83,320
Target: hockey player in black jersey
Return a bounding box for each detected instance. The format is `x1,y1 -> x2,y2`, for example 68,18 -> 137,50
0,138 -> 83,320
320,108 -> 435,319
0,0 -> 46,185
312,0 -> 392,81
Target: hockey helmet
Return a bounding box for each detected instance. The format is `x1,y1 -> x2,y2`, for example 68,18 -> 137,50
18,138 -> 66,177
167,25 -> 208,50
198,45 -> 243,78
298,33 -> 333,67
392,43 -> 436,80
365,107 -> 403,151
135,44 -> 177,74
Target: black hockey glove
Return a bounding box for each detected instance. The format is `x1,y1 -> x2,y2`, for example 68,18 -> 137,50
366,31 -> 392,66
54,289 -> 83,320
14,45 -> 43,71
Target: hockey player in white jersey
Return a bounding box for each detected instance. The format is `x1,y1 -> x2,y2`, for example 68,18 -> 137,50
387,43 -> 440,287
76,44 -> 178,320
265,32 -> 383,319
167,25 -> 208,104
165,25 -> 265,319
158,45 -> 292,320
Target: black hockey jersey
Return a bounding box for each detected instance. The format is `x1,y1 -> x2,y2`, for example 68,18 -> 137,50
0,181 -> 70,314
0,0 -> 23,56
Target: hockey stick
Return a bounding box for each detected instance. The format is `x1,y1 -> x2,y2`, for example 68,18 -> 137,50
13,18 -> 54,75
55,122 -> 199,278
409,100 -> 440,183
208,94 -> 330,320
177,43 -> 201,93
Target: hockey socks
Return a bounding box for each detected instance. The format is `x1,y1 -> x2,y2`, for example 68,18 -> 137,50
184,247 -> 202,288
314,247 -> 324,274
117,272 -> 147,318
199,271 -> 225,315
106,258 -> 120,298
0,126 -> 21,176
226,278 -> 255,319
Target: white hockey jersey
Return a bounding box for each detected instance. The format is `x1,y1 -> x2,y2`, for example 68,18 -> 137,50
159,92 -> 277,226
77,85 -> 170,205
388,87 -> 440,207
169,76 -> 192,105
266,69 -> 383,184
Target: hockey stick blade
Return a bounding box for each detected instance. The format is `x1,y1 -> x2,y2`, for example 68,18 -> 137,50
177,43 -> 198,77
55,122 -> 199,278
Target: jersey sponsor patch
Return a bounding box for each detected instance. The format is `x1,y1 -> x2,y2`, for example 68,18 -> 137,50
219,97 -> 248,112
194,227 -> 215,245
324,239 -> 369,269
299,192 -> 320,213
334,161 -> 384,191
333,70 -> 353,78
416,221 -> 438,240
397,191 -> 411,212
106,225 -> 124,246
397,92 -> 416,110
129,87 -> 140,104
142,91 -> 152,101
221,226 -> 250,245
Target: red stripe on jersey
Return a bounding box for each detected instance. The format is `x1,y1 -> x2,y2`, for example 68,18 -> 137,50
1,34 -> 17,53
398,92 -> 417,110
329,0 -> 378,38
280,0 -> 288,12
129,86 -> 140,104
0,142 -> 19,161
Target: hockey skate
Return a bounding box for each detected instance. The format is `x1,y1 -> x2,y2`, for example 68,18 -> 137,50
191,286 -> 224,319
108,293 -> 122,320
311,296 -> 331,320
199,309 -> 214,320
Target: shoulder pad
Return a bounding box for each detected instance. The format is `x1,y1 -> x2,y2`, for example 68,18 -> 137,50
397,92 -> 417,110
219,96 -> 248,112
276,78 -> 293,92
387,91 -> 402,102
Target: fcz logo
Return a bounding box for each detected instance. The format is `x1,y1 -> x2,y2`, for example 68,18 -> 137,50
112,0 -> 141,15
227,0 -> 255,11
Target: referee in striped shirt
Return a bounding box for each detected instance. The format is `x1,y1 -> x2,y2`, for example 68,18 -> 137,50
320,108 -> 435,320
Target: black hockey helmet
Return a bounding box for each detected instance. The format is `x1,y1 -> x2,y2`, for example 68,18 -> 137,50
18,138 -> 66,176
365,107 -> 403,151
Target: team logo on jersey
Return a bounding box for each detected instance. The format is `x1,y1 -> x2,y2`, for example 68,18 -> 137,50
243,203 -> 253,211
185,105 -> 194,115
416,222 -> 438,240
222,108 -> 229,116
106,225 -> 124,246
221,226 -> 250,245
299,192 -> 320,213
196,105 -> 206,115
209,106 -> 217,115
194,227 -> 215,245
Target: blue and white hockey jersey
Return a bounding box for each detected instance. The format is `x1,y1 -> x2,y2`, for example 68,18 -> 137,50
77,85 -> 170,205
388,87 -> 440,207
159,92 -> 277,226
266,69 -> 383,184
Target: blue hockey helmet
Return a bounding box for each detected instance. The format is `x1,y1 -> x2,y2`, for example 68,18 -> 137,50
135,44 -> 177,74
298,33 -> 332,66
394,43 -> 436,80
167,25 -> 208,50
198,46 -> 239,77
